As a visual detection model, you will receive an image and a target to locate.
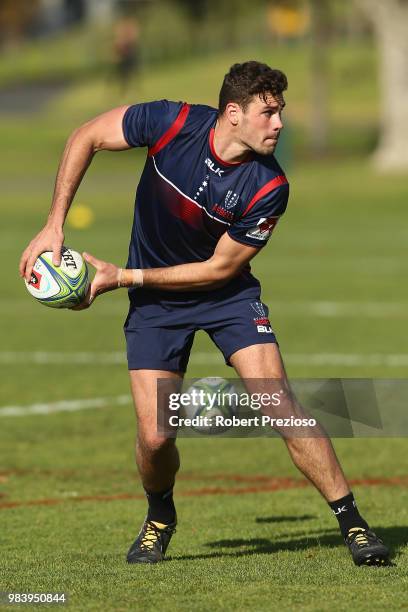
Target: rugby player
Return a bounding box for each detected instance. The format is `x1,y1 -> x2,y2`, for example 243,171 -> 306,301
20,61 -> 390,567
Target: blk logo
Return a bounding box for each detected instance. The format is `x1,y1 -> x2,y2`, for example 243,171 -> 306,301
205,158 -> 224,177
333,505 -> 347,515
250,301 -> 273,334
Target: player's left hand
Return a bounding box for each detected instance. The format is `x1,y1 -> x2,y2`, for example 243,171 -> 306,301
71,252 -> 120,310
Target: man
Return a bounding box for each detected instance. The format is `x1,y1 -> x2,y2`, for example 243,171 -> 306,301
20,61 -> 390,567
111,14 -> 140,95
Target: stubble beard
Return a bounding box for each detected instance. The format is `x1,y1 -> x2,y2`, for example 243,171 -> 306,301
250,140 -> 278,156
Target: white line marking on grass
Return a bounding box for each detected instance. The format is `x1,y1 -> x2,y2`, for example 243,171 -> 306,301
0,351 -> 126,365
2,353 -> 408,417
1,351 -> 408,367
0,395 -> 132,417
285,354 -> 408,367
2,300 -> 408,318
298,301 -> 408,318
260,300 -> 408,318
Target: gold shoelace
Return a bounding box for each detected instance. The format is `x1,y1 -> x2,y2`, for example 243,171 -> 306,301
140,522 -> 161,551
348,527 -> 369,547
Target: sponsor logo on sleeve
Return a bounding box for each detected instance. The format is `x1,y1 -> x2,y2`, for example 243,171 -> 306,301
245,216 -> 279,241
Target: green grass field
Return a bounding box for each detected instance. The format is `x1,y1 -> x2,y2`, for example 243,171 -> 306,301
1,44 -> 408,611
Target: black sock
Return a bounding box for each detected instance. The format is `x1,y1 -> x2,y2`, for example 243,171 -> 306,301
328,492 -> 369,540
145,487 -> 176,525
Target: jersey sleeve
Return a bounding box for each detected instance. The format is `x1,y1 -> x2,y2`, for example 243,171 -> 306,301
227,182 -> 289,247
122,100 -> 184,148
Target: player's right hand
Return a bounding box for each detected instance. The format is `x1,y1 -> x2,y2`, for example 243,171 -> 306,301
19,223 -> 64,283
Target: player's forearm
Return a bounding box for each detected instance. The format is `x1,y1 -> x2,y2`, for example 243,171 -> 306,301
48,127 -> 96,227
122,260 -> 235,291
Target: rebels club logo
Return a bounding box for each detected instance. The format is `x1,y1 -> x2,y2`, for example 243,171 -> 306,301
212,203 -> 233,220
250,302 -> 273,334
246,216 -> 279,241
250,301 -> 267,317
224,190 -> 240,210
212,190 -> 240,221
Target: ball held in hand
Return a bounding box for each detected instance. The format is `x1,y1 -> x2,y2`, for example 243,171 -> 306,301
25,246 -> 89,309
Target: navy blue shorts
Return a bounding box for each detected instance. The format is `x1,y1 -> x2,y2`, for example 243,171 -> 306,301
124,289 -> 277,372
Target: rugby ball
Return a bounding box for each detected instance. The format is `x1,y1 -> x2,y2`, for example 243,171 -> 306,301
25,247 -> 89,309
181,377 -> 238,435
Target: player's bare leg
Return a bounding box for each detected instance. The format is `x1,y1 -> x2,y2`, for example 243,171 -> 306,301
129,369 -> 182,492
230,344 -> 390,565
126,369 -> 182,564
229,344 -> 349,501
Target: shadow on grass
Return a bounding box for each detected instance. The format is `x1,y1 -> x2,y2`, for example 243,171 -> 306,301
255,514 -> 316,524
169,525 -> 405,564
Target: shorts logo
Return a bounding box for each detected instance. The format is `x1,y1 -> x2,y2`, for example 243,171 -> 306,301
250,301 -> 266,317
245,216 -> 279,241
256,325 -> 273,333
250,301 -> 273,334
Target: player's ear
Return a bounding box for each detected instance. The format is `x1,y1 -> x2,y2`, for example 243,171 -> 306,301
225,102 -> 240,127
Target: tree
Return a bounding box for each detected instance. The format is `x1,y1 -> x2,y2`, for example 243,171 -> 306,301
0,0 -> 40,46
309,0 -> 331,155
356,0 -> 408,171
64,0 -> 87,24
174,0 -> 208,21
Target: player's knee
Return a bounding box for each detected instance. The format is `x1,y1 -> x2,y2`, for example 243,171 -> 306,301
138,431 -> 175,456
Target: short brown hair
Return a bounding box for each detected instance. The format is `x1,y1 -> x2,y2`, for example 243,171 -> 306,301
218,61 -> 288,114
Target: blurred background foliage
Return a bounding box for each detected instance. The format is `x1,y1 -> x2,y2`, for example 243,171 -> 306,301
2,0 -> 407,169
0,0 -> 375,159
0,0 -> 371,84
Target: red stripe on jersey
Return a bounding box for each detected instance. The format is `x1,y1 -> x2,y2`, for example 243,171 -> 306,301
175,193 -> 203,228
153,167 -> 203,229
241,175 -> 288,217
148,103 -> 190,157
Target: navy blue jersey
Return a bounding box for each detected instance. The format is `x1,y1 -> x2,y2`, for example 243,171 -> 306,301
122,100 -> 289,303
